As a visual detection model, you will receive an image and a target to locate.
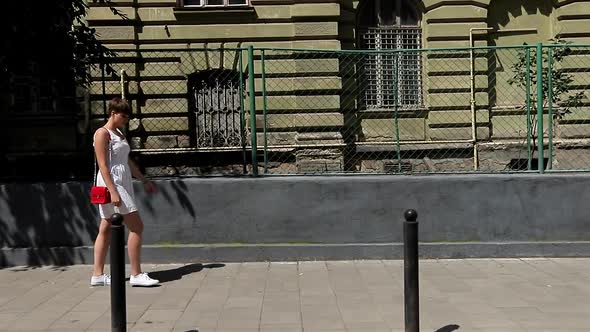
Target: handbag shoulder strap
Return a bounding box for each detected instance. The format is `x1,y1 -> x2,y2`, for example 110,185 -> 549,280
93,127 -> 112,186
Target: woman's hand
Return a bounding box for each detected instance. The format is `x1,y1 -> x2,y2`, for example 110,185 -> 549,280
111,191 -> 122,207
143,180 -> 158,193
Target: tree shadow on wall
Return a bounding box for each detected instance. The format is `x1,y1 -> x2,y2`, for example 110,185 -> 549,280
0,181 -> 99,267
140,179 -> 195,219
487,0 -> 552,31
0,178 -> 198,268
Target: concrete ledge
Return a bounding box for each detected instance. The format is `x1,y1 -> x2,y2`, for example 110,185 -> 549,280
4,174 -> 590,266
3,242 -> 590,267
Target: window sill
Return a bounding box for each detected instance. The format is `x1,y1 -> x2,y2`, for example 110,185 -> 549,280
359,106 -> 427,114
174,6 -> 255,15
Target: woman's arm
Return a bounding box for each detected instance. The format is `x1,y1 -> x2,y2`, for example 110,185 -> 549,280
128,158 -> 157,193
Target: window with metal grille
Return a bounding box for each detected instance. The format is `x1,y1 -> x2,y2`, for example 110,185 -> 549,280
358,0 -> 423,110
188,69 -> 245,148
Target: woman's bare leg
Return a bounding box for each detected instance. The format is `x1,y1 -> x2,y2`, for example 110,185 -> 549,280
93,218 -> 111,276
124,212 -> 144,276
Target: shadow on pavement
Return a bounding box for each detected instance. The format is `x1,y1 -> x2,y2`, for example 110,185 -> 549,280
435,324 -> 460,332
149,263 -> 225,283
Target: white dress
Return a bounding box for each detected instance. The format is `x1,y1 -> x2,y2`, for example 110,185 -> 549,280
94,128 -> 137,218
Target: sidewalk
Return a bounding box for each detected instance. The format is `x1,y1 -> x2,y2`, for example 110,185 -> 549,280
1,258 -> 589,332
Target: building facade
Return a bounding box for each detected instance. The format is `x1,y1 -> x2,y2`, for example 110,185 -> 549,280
83,0 -> 590,174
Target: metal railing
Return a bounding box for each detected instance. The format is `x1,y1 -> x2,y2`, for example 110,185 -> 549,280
4,43 -> 590,180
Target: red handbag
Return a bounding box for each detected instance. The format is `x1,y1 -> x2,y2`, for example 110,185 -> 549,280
90,186 -> 111,204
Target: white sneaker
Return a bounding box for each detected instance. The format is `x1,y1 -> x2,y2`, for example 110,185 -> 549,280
90,274 -> 111,286
129,272 -> 159,287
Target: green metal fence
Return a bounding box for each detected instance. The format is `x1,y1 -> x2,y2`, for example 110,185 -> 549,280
86,44 -> 590,176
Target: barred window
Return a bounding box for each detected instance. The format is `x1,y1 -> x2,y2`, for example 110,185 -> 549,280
188,69 -> 244,148
358,0 -> 423,110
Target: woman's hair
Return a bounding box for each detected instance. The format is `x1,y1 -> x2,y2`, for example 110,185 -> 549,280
108,97 -> 132,116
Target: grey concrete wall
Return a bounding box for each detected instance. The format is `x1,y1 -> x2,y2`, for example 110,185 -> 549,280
2,174 -> 590,265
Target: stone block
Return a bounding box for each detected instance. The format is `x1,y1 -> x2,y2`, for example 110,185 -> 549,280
129,136 -> 142,149
428,110 -> 489,126
428,92 -> 488,108
255,77 -> 341,92
139,23 -> 293,41
427,75 -> 488,91
491,115 -> 547,139
256,132 -> 297,146
426,22 -> 488,39
137,8 -> 176,22
360,118 -> 426,141
89,81 -> 139,96
140,50 -> 243,77
427,57 -> 488,75
140,80 -> 187,95
254,59 -> 340,75
428,126 -> 489,140
177,135 -> 191,148
254,6 -> 291,20
144,135 -> 179,149
426,40 -> 488,49
138,22 -> 337,42
296,132 -> 343,145
556,19 -> 590,36
141,117 -> 189,132
560,55 -> 590,70
291,4 -> 340,18
94,27 -> 135,41
561,106 -> 590,122
246,95 -> 340,112
87,7 -> 136,21
426,5 -> 487,22
140,62 -> 185,78
128,118 -> 141,131
238,40 -> 341,50
143,98 -> 189,114
296,148 -> 344,172
257,113 -> 343,129
297,159 -> 343,173
569,72 -> 590,87
553,147 -> 590,170
90,63 -> 137,80
558,2 -> 590,19
294,22 -> 338,37
557,124 -> 590,138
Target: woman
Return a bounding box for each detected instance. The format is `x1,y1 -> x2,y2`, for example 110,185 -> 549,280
91,97 -> 159,287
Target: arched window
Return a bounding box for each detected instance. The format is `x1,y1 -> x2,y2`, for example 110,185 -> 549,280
187,69 -> 244,148
357,0 -> 422,110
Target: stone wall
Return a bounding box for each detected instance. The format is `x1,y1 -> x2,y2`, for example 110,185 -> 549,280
3,174 -> 590,265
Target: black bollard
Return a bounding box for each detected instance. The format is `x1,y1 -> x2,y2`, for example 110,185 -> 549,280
110,212 -> 127,332
403,209 -> 419,332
